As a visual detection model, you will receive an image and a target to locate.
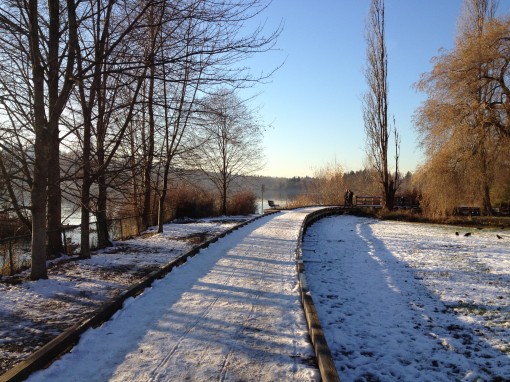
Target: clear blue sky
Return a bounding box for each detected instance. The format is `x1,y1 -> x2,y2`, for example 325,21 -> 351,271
243,0 -> 510,178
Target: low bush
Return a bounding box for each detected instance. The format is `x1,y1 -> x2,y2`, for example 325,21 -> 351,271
171,184 -> 216,219
376,209 -> 428,223
286,194 -> 319,209
227,190 -> 257,215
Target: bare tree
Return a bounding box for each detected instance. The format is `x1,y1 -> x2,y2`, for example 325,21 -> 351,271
306,162 -> 344,206
155,39 -> 203,233
192,91 -> 264,215
0,0 -> 280,276
71,0 -> 159,259
362,0 -> 400,211
45,0 -> 80,257
136,0 -> 281,227
0,0 -> 79,279
140,3 -> 162,230
458,0 -> 499,35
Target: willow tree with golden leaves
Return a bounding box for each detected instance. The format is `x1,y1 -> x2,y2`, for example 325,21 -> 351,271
415,0 -> 510,216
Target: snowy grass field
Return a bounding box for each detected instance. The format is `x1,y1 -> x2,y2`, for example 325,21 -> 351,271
302,214 -> 510,381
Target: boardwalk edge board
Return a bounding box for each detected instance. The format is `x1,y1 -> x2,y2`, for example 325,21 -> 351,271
296,207 -> 344,382
0,212 -> 278,382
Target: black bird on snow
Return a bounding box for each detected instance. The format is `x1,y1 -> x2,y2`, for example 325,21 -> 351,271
497,234 -> 503,239
464,232 -> 472,237
455,232 -> 459,236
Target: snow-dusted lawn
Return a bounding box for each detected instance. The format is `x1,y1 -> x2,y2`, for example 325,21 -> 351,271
0,217 -> 245,374
302,215 -> 510,381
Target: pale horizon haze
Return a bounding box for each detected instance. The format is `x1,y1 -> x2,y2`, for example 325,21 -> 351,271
243,0 -> 510,178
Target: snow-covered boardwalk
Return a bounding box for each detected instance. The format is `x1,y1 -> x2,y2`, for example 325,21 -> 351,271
27,209 -> 321,382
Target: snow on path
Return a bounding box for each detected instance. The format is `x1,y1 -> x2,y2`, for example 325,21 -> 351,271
303,215 -> 510,381
28,209 -> 322,382
0,219 -> 242,374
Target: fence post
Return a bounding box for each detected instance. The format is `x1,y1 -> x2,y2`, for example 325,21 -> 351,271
119,218 -> 124,240
62,228 -> 68,256
8,240 -> 14,276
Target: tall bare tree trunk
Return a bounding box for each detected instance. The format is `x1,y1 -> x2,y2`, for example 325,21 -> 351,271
157,58 -> 171,234
46,0 -> 63,257
142,113 -> 155,227
221,171 -> 228,215
29,0 -> 48,280
80,108 -> 92,259
95,67 -> 111,248
47,144 -> 63,256
96,171 -> 112,248
129,122 -> 141,216
142,50 -> 156,229
478,144 -> 493,215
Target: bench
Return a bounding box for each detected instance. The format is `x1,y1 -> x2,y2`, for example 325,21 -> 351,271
354,195 -> 382,208
496,202 -> 510,216
268,200 -> 280,209
455,206 -> 481,216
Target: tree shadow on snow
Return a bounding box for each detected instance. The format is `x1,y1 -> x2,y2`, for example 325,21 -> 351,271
303,215 -> 509,381
28,211 -> 318,381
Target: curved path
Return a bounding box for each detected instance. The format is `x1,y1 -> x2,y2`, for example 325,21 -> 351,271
27,208 -> 322,382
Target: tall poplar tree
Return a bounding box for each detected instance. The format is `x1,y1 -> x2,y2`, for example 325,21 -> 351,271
362,0 -> 400,211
